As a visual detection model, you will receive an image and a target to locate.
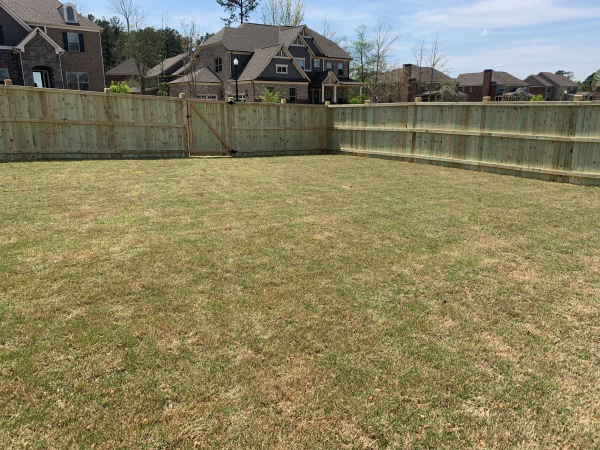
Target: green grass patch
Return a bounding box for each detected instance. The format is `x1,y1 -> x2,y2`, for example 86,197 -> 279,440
1,156 -> 599,449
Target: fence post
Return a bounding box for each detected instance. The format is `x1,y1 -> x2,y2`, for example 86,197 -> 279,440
483,96 -> 491,103
364,100 -> 371,106
573,95 -> 582,102
280,99 -> 286,104
4,79 -> 12,86
104,87 -> 111,94
325,101 -> 331,106
179,93 -> 186,99
414,97 -> 422,103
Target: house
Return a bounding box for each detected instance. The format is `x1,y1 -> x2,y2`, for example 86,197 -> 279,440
0,0 -> 104,91
106,54 -> 187,93
525,72 -> 578,101
380,64 -> 457,102
168,23 -> 362,103
456,70 -> 529,102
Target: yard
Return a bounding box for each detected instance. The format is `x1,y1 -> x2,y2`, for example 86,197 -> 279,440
1,155 -> 599,449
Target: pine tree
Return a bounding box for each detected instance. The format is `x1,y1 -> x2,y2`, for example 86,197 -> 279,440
216,0 -> 260,26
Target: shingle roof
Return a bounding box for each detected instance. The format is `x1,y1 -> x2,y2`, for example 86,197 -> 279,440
168,67 -> 221,84
238,45 -> 282,81
147,54 -> 185,78
524,75 -> 552,87
385,65 -> 454,84
538,72 -> 578,87
200,23 -> 350,59
105,58 -> 140,76
455,71 -> 528,87
3,0 -> 101,29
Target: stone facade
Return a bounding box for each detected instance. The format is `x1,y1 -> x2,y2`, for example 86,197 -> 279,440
196,44 -> 231,83
21,35 -> 63,88
46,28 -> 105,92
251,82 -> 309,103
0,49 -> 24,85
323,59 -> 350,78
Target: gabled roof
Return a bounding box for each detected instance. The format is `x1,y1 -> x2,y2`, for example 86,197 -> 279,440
310,70 -> 362,86
168,67 -> 221,84
238,44 -> 310,82
147,54 -> 185,78
386,65 -> 455,84
14,27 -> 64,54
456,71 -> 528,87
524,75 -> 552,87
200,23 -> 350,59
105,58 -> 140,76
538,72 -> 578,88
2,0 -> 101,30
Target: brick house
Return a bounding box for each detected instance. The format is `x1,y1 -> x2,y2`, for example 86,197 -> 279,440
380,64 -> 458,102
456,70 -> 529,102
106,54 -> 186,93
168,23 -> 362,103
0,0 -> 104,91
525,72 -> 578,101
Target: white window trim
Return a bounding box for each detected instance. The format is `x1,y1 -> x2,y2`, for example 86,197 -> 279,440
291,38 -> 303,47
66,71 -> 89,90
63,3 -> 78,24
276,64 -> 288,74
67,32 -> 80,52
314,59 -> 321,68
198,94 -> 218,100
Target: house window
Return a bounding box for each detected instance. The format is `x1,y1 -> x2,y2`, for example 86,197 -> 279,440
276,64 -> 288,74
214,58 -> 222,72
295,58 -> 305,70
67,32 -> 80,51
0,69 -> 8,84
292,37 -> 303,46
337,89 -> 343,103
338,63 -> 344,76
469,87 -> 472,92
66,72 -> 89,90
198,94 -> 218,100
314,59 -> 320,68
275,48 -> 287,58
326,61 -> 332,70
66,6 -> 75,22
289,87 -> 296,103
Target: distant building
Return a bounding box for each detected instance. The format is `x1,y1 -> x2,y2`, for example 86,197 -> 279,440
525,72 -> 578,101
456,70 -> 529,102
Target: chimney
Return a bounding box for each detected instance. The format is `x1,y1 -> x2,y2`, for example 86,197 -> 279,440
403,64 -> 413,79
482,69 -> 493,98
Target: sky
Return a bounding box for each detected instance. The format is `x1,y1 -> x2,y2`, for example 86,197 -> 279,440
84,0 -> 600,81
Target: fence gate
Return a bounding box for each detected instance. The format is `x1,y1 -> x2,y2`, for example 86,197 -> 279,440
187,100 -> 233,156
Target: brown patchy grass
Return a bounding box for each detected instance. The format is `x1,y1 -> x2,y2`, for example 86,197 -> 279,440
0,155 -> 599,449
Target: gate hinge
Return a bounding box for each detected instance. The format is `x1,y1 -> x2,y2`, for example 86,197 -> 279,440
229,149 -> 238,155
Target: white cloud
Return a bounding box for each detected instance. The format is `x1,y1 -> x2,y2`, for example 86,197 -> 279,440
413,0 -> 600,29
480,29 -> 490,36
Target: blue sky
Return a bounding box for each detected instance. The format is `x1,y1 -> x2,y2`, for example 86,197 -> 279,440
84,0 -> 600,81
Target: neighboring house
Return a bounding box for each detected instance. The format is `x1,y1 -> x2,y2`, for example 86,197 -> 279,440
456,70 -> 529,102
168,23 -> 362,104
382,64 -> 456,102
525,72 -> 578,101
421,85 -> 468,102
106,54 -> 187,94
0,0 -> 104,91
596,81 -> 600,100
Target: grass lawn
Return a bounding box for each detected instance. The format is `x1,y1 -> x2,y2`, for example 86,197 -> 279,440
1,155 -> 599,449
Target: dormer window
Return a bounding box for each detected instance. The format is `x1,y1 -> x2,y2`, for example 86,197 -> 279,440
62,3 -> 78,24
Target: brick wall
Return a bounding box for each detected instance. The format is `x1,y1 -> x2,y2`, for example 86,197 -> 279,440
252,82 -> 309,103
196,44 -> 229,82
21,35 -> 63,88
323,59 -> 350,77
169,83 -> 223,100
46,28 -> 105,92
0,50 -> 24,85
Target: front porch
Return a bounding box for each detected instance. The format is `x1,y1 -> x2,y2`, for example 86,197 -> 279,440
309,71 -> 363,104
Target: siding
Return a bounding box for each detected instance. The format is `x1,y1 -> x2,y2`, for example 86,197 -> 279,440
259,57 -> 305,80
288,45 -> 312,71
0,6 -> 29,46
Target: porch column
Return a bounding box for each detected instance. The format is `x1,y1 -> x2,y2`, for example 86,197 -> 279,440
321,84 -> 325,103
333,84 -> 337,104
359,86 -> 363,96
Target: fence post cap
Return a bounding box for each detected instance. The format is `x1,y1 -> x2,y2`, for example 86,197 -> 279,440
4,79 -> 12,86
364,100 -> 372,106
228,96 -> 234,102
179,93 -> 186,98
280,99 -> 286,104
104,88 -> 111,94
325,101 -> 331,106
573,94 -> 583,102
414,97 -> 422,103
483,96 -> 491,103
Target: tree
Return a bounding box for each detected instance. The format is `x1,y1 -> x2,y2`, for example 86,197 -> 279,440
556,70 -> 575,80
179,19 -> 202,98
423,33 -> 450,102
578,69 -> 600,93
370,21 -> 399,86
349,24 -> 374,83
260,0 -> 305,26
322,17 -> 346,45
258,87 -> 280,103
199,32 -> 215,45
88,15 -> 126,71
217,0 -> 260,26
530,94 -> 545,102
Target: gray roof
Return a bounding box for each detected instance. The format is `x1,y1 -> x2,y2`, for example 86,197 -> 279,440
538,72 -> 578,88
147,54 -> 185,78
168,67 -> 221,84
238,45 -> 282,81
3,0 -> 101,29
456,71 -> 528,87
524,75 -> 552,87
105,58 -> 140,76
200,23 -> 350,59
386,65 -> 455,84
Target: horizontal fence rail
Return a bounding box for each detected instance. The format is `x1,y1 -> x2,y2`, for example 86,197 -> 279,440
328,102 -> 600,186
0,86 -> 188,161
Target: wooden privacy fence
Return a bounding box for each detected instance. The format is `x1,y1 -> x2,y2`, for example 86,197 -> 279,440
0,85 -> 188,161
2,83 -> 600,186
329,102 -> 600,186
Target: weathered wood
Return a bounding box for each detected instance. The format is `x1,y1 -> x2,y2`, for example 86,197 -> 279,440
190,102 -> 231,152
